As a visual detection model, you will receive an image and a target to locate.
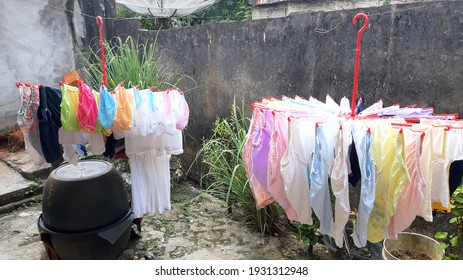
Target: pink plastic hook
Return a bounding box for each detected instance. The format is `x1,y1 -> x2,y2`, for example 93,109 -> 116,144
96,16 -> 107,87
351,13 -> 369,117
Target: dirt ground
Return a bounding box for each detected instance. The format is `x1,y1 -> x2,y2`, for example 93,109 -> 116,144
120,179 -> 331,260
0,177 -> 331,260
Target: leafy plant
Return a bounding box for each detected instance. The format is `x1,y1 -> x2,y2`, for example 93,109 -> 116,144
77,35 -> 186,91
190,98 -> 284,235
180,0 -> 253,26
25,178 -> 43,196
116,7 -> 164,30
117,0 -> 254,29
435,185 -> 463,260
295,214 -> 321,256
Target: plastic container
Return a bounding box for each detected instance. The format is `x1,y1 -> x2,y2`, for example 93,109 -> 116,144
382,232 -> 445,260
38,160 -> 133,259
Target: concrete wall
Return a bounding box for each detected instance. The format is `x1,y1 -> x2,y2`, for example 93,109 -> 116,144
118,1 -> 463,176
3,0 -> 462,178
0,0 -> 115,133
250,0 -> 458,20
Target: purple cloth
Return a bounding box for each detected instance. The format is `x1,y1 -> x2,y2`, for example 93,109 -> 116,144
252,111 -> 273,189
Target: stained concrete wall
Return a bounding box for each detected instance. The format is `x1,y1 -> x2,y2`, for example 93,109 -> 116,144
0,0 -> 115,133
3,1 -> 462,178
249,0 -> 455,20
119,1 -> 463,176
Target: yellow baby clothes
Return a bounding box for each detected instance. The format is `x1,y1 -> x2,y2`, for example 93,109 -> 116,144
367,125 -> 410,243
112,84 -> 134,131
60,84 -> 81,131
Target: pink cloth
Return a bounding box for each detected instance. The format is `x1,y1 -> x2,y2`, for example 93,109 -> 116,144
387,129 -> 425,239
176,94 -> 190,130
76,81 -> 98,131
267,111 -> 297,220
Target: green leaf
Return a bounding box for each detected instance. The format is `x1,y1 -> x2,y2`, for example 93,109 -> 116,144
454,196 -> 463,204
447,253 -> 462,260
453,208 -> 462,217
437,243 -> 449,250
450,236 -> 459,247
435,232 -> 448,239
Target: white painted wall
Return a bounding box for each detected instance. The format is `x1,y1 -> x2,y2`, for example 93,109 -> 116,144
0,0 -> 84,132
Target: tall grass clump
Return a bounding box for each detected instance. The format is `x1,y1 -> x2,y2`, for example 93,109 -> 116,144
77,35 -> 185,90
192,98 -> 284,235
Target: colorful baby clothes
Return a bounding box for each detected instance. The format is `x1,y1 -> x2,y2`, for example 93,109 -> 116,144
98,86 -> 116,130
310,119 -> 339,235
367,125 -> 410,243
61,84 -> 81,131
267,111 -> 297,221
76,81 -> 98,132
350,120 -> 376,248
252,110 -> 273,189
37,85 -> 63,164
112,84 -> 134,131
387,129 -> 425,239
281,117 -> 317,225
17,85 -> 45,166
330,119 -> 353,247
242,108 -> 274,209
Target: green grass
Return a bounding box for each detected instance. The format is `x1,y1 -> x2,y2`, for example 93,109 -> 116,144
77,35 -> 186,91
190,98 -> 285,236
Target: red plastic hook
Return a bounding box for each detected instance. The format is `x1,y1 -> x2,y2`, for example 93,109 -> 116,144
351,13 -> 369,117
96,16 -> 107,87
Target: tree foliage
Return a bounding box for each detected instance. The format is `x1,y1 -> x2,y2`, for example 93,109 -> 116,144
116,0 -> 254,29
179,0 -> 253,26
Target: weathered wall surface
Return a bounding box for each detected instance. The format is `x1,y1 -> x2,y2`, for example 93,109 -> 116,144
249,0 -> 456,19
3,1 -> 462,178
120,1 -> 463,176
0,0 -> 115,133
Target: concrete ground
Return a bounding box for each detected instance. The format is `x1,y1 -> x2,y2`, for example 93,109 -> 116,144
0,147 -> 330,260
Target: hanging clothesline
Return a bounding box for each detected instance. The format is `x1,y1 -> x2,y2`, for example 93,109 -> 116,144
244,94 -> 462,249
15,79 -> 190,223
242,13 -> 463,250
15,80 -> 189,161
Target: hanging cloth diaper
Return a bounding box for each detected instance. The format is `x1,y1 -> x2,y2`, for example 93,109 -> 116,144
77,80 -> 98,132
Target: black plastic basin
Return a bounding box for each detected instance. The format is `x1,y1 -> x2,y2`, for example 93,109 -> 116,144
38,159 -> 133,259
41,160 -> 130,233
38,208 -> 133,260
